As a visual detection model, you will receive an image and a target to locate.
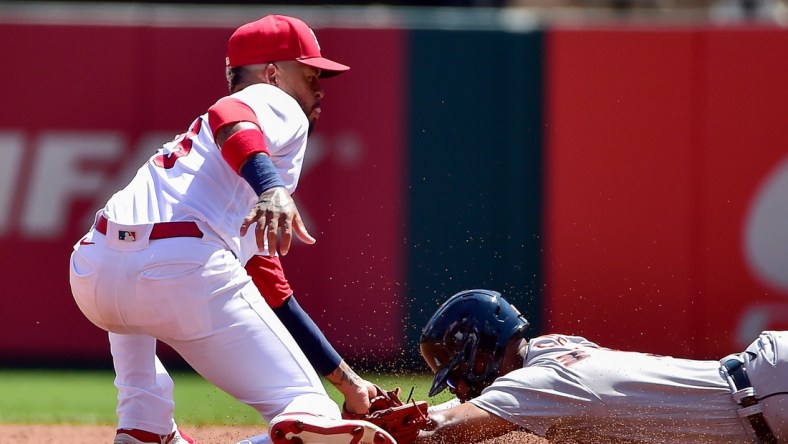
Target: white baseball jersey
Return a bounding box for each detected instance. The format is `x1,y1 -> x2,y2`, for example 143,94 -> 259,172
103,82 -> 306,263
71,82 -> 342,435
470,333 -> 773,443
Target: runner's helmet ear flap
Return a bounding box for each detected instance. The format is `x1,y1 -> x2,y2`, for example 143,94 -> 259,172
419,289 -> 530,399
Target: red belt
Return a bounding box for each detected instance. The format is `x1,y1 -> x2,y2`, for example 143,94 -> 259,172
95,215 -> 203,240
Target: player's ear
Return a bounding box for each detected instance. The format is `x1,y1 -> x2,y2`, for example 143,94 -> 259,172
264,63 -> 278,86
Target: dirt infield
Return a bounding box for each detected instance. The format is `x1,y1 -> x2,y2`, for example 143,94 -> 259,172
0,425 -> 548,444
0,425 -> 260,444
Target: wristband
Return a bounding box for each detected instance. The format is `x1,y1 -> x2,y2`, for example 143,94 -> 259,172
222,128 -> 269,173
240,152 -> 286,195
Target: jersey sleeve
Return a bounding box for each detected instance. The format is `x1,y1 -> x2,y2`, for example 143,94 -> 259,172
469,365 -> 601,437
207,97 -> 261,138
229,83 -> 308,193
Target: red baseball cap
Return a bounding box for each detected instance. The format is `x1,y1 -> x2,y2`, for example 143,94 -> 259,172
226,15 -> 350,78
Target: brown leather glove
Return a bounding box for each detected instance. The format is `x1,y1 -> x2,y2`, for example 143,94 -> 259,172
342,386 -> 432,444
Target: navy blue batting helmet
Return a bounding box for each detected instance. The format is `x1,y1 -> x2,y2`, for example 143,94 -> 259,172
419,289 -> 529,399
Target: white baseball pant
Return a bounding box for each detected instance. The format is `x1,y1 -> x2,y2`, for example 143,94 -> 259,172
69,218 -> 340,432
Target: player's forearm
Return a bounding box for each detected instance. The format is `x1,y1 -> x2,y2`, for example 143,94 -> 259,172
271,295 -> 341,375
267,294 -> 370,413
415,403 -> 517,444
325,359 -> 364,391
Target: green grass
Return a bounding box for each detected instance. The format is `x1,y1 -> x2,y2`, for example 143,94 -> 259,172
0,369 -> 453,425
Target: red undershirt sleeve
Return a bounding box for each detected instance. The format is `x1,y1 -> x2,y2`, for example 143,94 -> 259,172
245,255 -> 293,308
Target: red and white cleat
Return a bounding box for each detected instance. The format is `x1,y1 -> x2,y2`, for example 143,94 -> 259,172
174,428 -> 196,444
269,413 -> 396,444
114,427 -> 196,444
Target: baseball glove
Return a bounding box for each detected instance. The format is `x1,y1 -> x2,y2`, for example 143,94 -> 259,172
342,385 -> 432,444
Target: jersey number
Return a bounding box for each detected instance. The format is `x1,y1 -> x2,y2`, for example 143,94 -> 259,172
555,350 -> 591,367
153,118 -> 202,169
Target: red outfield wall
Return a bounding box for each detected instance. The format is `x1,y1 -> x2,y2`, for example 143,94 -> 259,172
0,21 -> 407,364
544,26 -> 788,358
2,15 -> 787,366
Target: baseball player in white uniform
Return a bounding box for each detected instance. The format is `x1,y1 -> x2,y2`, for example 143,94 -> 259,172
416,290 -> 788,443
70,14 -> 395,444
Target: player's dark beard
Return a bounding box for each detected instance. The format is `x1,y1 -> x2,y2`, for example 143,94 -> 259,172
307,105 -> 320,135
298,100 -> 319,136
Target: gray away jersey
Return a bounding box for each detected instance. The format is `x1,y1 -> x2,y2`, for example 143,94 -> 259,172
469,334 -> 754,444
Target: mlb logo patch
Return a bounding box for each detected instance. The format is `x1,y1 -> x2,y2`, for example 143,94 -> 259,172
118,231 -> 137,242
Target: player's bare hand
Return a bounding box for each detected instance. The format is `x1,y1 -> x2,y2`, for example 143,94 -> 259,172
342,378 -> 377,415
328,360 -> 373,415
240,186 -> 315,255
